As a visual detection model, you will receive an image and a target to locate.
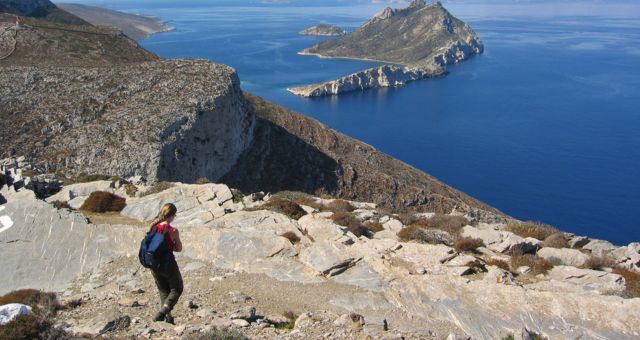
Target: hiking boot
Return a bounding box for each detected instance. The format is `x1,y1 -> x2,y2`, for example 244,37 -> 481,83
165,314 -> 175,325
152,311 -> 165,322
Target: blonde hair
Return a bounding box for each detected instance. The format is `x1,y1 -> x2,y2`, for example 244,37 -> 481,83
149,203 -> 177,231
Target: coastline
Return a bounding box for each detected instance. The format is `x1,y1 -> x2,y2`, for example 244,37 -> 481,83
297,51 -> 405,67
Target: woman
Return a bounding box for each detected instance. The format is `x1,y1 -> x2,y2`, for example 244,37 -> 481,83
148,203 -> 183,324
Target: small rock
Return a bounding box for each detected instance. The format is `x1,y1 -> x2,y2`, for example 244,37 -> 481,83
196,308 -> 217,319
184,300 -> 199,309
117,297 -> 141,307
333,313 -> 365,331
130,288 -> 145,294
232,319 -> 250,327
228,291 -> 251,303
230,306 -> 256,321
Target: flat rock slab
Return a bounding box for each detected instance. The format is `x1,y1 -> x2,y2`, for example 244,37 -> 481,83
537,247 -> 590,267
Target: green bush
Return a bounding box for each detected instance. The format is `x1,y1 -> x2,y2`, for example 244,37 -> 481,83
79,191 -> 126,213
259,198 -> 307,220
507,221 -> 558,241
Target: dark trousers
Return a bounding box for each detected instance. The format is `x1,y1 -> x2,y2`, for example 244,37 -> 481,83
151,260 -> 183,310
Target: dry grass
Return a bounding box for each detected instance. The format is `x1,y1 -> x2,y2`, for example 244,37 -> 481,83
454,237 -> 485,253
510,254 -> 554,275
542,233 -> 569,248
581,255 -> 616,271
79,191 -> 126,213
465,259 -> 488,273
325,199 -> 355,213
124,183 -> 138,197
140,181 -> 174,197
0,290 -> 68,339
0,289 -> 61,317
258,198 -> 307,220
410,214 -> 469,236
613,268 -> 640,298
363,221 -> 384,233
51,200 -> 72,210
506,221 -> 558,241
281,231 -> 301,244
331,211 -> 367,237
397,225 -> 453,245
195,177 -> 210,184
486,258 -> 510,271
274,311 -> 298,330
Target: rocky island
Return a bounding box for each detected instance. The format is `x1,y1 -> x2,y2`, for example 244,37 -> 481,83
1,1 -> 640,340
288,0 -> 483,97
299,24 -> 346,36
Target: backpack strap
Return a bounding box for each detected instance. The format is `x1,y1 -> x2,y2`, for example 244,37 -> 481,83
149,225 -> 158,234
161,225 -> 171,235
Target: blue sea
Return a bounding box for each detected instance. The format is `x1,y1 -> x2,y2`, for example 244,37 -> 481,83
74,1 -> 640,245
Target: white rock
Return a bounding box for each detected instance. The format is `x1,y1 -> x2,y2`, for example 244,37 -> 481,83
537,247 -> 590,267
0,303 -> 31,325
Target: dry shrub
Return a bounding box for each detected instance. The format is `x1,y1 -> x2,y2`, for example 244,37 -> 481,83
274,311 -> 298,330
613,268 -> 640,298
52,200 -> 72,210
397,212 -> 420,226
195,177 -> 210,184
542,233 -> 568,248
465,260 -> 488,273
325,199 -> 355,213
454,237 -> 485,253
397,225 -> 453,245
486,258 -> 510,271
510,254 -> 553,275
0,289 -> 61,317
507,221 -> 558,240
281,231 -> 301,244
79,191 -> 126,213
331,211 -> 367,237
0,314 -> 55,340
363,221 -> 384,233
185,327 -> 248,340
409,214 -> 469,236
581,255 -> 616,271
294,196 -> 325,211
124,183 -> 138,197
260,198 -> 307,220
140,181 -> 174,197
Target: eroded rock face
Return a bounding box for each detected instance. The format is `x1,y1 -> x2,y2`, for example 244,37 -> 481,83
1,59 -> 254,183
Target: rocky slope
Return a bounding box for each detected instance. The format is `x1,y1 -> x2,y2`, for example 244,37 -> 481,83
291,0 -> 483,97
287,64 -> 445,97
0,0 -> 88,25
58,3 -> 174,40
1,175 -> 639,339
299,24 -> 346,36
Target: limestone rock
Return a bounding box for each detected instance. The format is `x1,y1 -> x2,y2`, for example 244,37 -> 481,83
230,306 -> 256,321
583,240 -> 617,257
461,226 -> 540,254
537,247 -> 590,267
533,266 -> 626,295
0,303 -> 32,325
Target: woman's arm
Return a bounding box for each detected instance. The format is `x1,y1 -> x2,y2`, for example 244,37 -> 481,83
171,229 -> 183,252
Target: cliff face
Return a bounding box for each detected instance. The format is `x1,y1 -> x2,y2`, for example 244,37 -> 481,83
287,64 -> 446,97
0,0 -> 88,25
0,60 -> 254,183
302,1 -> 483,67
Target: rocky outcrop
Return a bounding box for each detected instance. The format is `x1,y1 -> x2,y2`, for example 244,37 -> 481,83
287,64 -> 445,97
2,181 -> 640,339
299,24 -> 345,36
0,0 -> 88,25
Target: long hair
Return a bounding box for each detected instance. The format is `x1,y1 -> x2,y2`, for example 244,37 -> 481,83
149,203 -> 177,231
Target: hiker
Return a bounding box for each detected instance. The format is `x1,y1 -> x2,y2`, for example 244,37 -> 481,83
147,203 -> 183,324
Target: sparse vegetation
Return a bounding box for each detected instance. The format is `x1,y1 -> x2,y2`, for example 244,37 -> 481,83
542,232 -> 568,248
410,214 -> 469,236
397,225 -> 453,245
506,221 -> 558,241
581,255 -> 616,271
275,311 -> 298,330
454,237 -> 485,253
140,181 -> 174,197
257,198 -> 307,220
185,327 -> 249,340
79,191 -> 126,213
0,289 -> 68,340
363,220 -> 384,233
124,183 -> 138,197
465,259 -> 487,273
52,200 -> 72,210
195,177 -> 210,184
486,258 -> 510,271
324,199 -> 355,213
281,231 -> 301,244
613,267 -> 640,298
510,254 -> 554,276
331,211 -> 367,237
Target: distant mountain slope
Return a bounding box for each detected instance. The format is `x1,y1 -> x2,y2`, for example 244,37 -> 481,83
0,13 -> 158,66
58,3 -> 174,40
0,0 -> 88,25
303,0 -> 483,67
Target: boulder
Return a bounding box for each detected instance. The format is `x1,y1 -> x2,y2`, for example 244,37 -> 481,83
298,213 -> 355,244
583,240 -> 617,257
298,242 -> 353,275
230,306 -> 256,321
461,226 -> 540,254
0,303 -> 32,325
537,247 -> 590,267
541,266 -> 626,295
333,313 -> 365,331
